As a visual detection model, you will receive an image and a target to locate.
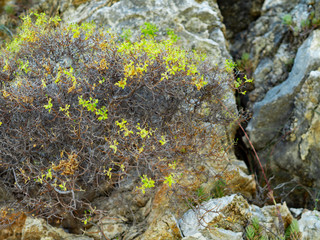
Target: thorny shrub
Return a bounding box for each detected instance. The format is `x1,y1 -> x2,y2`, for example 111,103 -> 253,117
0,13 -> 239,226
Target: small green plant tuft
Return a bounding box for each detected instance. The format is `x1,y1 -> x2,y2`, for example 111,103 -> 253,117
285,219 -> 301,240
245,217 -> 268,240
282,12 -> 320,37
282,14 -> 293,26
120,28 -> 132,42
212,178 -> 227,198
140,22 -> 158,38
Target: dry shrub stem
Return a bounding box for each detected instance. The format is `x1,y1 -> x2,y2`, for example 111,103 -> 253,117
218,99 -> 285,235
0,13 -> 237,227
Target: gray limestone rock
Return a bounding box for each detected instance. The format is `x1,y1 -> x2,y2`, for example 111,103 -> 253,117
179,193 -> 295,240
62,0 -> 230,64
247,30 -> 320,149
179,194 -> 251,237
232,0 -> 315,108
298,210 -> 320,240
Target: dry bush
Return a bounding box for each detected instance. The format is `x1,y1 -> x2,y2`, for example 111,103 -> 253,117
0,13 -> 237,225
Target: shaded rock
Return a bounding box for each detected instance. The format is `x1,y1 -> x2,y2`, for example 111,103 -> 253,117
217,0 -> 264,39
224,158 -> 256,199
243,27 -> 320,208
247,30 -> 320,149
179,193 -> 296,239
227,0 -> 320,210
22,216 -> 93,240
248,69 -> 320,207
85,217 -> 128,240
232,0 -> 314,107
316,0 -> 320,19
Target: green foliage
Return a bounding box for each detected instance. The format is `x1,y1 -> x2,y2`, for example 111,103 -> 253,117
285,219 -> 301,240
246,225 -> 256,240
313,189 -> 320,210
44,97 -> 53,113
212,178 -> 226,198
120,28 -> 132,42
245,217 -> 267,240
0,12 -> 236,225
246,217 -> 302,240
282,12 -> 320,37
225,59 -> 237,73
236,52 -> 253,74
225,59 -> 253,95
140,22 -> 158,38
166,28 -> 180,42
185,186 -> 211,208
282,14 -> 293,26
137,175 -> 155,194
196,186 -> 211,201
186,178 -> 228,208
4,4 -> 16,15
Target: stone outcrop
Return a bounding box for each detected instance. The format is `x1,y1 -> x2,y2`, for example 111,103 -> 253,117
0,213 -> 93,240
60,0 -> 230,65
179,194 -> 251,237
232,0 -> 314,102
298,209 -> 320,240
1,0 -> 320,239
247,30 -> 320,149
217,0 -> 264,39
232,0 -> 320,208
178,194 -> 307,240
3,194 -> 320,240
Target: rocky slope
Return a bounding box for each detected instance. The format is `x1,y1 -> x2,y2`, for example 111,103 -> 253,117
230,0 -> 320,209
0,0 -> 320,239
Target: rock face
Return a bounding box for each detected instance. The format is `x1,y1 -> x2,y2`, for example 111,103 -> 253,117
232,0 -> 313,100
298,210 -> 320,240
179,194 -> 251,237
217,0 -> 264,39
247,30 -> 320,149
178,194 -> 300,240
233,0 -> 320,208
0,213 -> 93,240
0,1 -> 254,240
61,0 -> 230,65
2,0 -> 320,239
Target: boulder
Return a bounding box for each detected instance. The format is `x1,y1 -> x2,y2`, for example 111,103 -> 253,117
246,31 -> 320,207
232,0 -> 314,106
298,209 -> 320,240
250,202 -> 294,236
247,30 -> 320,149
179,193 -> 296,240
84,216 -> 128,240
61,0 -> 230,65
182,228 -> 243,240
217,0 -> 264,39
0,214 -> 93,240
231,0 -> 320,209
179,194 -> 251,236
